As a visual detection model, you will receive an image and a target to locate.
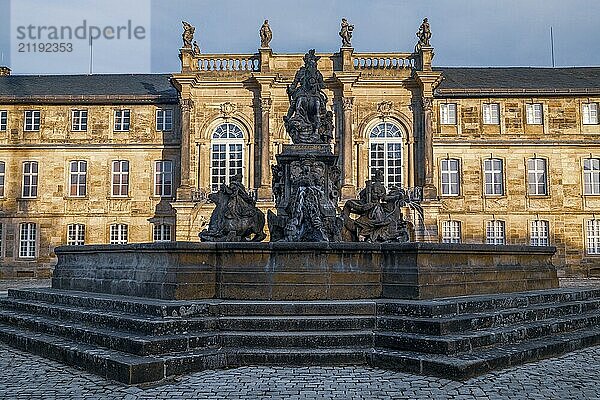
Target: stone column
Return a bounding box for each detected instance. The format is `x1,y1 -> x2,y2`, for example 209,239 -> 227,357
177,98 -> 193,201
341,96 -> 355,199
422,97 -> 437,199
258,97 -> 272,200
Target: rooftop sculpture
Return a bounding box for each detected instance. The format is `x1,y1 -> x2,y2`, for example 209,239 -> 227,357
182,21 -> 195,48
339,18 -> 354,48
260,19 -> 272,48
416,18 -> 431,48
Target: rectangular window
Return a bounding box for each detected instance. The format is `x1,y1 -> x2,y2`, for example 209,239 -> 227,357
486,220 -> 506,245
154,160 -> 173,197
153,224 -> 172,242
586,220 -> 600,255
67,224 -> 85,246
440,159 -> 460,196
527,158 -> 548,196
114,109 -> 131,131
111,160 -> 129,197
69,160 -> 87,197
24,110 -> 40,131
0,161 -> 5,197
583,103 -> 599,125
22,161 -> 38,198
71,110 -> 88,131
526,103 -> 543,125
483,103 -> 500,125
483,158 -> 503,196
583,158 -> 600,195
109,224 -> 128,245
440,103 -> 457,125
156,109 -> 173,131
530,220 -> 549,246
0,110 -> 7,131
442,220 -> 461,243
19,222 -> 36,258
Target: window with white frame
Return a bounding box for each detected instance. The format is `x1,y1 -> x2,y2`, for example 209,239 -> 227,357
109,224 -> 128,245
583,103 -> 599,125
111,160 -> 129,197
486,220 -> 506,245
69,160 -> 87,197
586,219 -> 600,255
71,110 -> 88,131
210,123 -> 245,192
583,158 -> 600,195
156,109 -> 173,131
369,122 -> 403,188
442,220 -> 461,243
440,158 -> 460,196
530,220 -> 549,246
440,103 -> 457,125
0,161 -> 5,197
153,224 -> 172,242
19,222 -> 36,258
22,161 -> 38,198
0,110 -> 7,131
24,110 -> 40,131
527,158 -> 548,196
526,103 -> 543,125
114,109 -> 130,131
67,224 -> 85,246
483,158 -> 504,196
154,160 -> 173,197
482,103 -> 500,125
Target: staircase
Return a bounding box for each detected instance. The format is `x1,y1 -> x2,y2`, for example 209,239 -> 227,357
0,287 -> 598,383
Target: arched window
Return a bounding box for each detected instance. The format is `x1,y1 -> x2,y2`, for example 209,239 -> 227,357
369,121 -> 403,188
210,123 -> 245,192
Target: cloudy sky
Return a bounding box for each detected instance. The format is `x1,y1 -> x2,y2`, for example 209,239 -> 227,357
1,0 -> 599,74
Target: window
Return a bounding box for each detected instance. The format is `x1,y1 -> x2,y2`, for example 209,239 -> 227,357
483,158 -> 503,196
0,223 -> 3,256
586,219 -> 600,255
210,123 -> 245,192
440,103 -> 457,125
583,158 -> 600,195
110,224 -> 128,245
583,103 -> 599,125
67,224 -> 85,246
442,220 -> 461,243
154,160 -> 173,197
527,158 -> 548,196
111,160 -> 129,197
530,220 -> 549,246
0,110 -> 7,131
483,103 -> 500,125
156,109 -> 173,131
369,122 -> 403,188
114,109 -> 130,131
0,161 -> 4,197
24,110 -> 40,131
22,161 -> 38,198
153,224 -> 172,242
440,159 -> 460,196
71,110 -> 88,131
19,222 -> 36,258
526,103 -> 543,125
69,160 -> 87,197
486,220 -> 506,245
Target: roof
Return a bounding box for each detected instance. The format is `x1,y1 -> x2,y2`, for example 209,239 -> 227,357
435,67 -> 600,97
0,74 -> 178,104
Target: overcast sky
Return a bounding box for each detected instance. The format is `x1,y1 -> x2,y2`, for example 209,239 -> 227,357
1,0 -> 599,74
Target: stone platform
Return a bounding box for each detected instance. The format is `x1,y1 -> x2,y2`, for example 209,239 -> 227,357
51,242 -> 558,300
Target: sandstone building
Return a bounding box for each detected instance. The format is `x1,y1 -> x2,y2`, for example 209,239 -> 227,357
0,22 -> 599,278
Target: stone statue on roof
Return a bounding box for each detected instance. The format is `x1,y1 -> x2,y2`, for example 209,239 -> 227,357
339,18 -> 354,48
182,21 -> 195,48
416,18 -> 431,48
260,20 -> 272,48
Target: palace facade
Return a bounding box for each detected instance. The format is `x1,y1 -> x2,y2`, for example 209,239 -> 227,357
0,21 -> 599,278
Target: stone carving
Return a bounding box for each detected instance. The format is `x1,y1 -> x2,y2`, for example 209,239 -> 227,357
284,49 -> 334,144
199,173 -> 266,242
220,102 -> 237,117
260,19 -> 272,48
341,170 -> 411,243
339,18 -> 354,48
416,18 -> 431,48
192,40 -> 201,55
377,101 -> 394,118
182,21 -> 195,48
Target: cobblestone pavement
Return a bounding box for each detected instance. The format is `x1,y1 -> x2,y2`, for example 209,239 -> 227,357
0,342 -> 598,400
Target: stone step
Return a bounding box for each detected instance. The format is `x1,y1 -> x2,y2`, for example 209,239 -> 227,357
218,315 -> 375,331
226,347 -> 370,368
378,298 -> 600,335
375,310 -> 600,355
0,309 -> 218,356
378,288 -> 600,317
220,330 -> 373,348
216,300 -> 377,316
0,298 -> 217,335
372,328 -> 600,380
